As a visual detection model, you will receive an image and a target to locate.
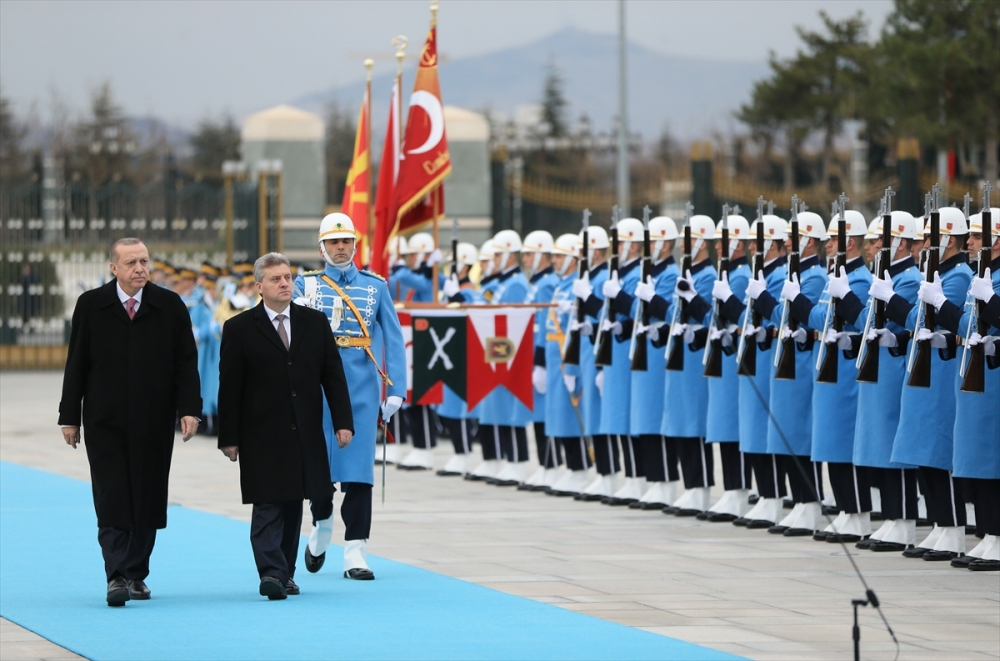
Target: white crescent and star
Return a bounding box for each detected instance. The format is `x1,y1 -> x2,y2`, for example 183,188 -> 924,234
406,90 -> 444,155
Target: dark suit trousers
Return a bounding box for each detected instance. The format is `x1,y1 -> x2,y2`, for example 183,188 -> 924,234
250,501 -> 303,583
98,527 -> 156,581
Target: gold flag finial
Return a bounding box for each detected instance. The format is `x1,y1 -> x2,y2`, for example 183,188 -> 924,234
430,3 -> 438,27
392,35 -> 408,75
364,58 -> 374,82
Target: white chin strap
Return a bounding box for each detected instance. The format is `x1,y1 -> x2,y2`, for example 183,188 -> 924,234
890,236 -> 902,255
530,251 -> 543,273
652,239 -> 665,261
693,238 -> 705,257
483,261 -> 494,277
729,239 -> 740,255
555,256 -> 573,276
320,241 -> 356,270
763,239 -> 774,255
619,241 -> 632,260
938,235 -> 950,259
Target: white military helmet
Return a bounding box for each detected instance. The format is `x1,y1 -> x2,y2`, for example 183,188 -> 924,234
454,242 -> 478,268
479,239 -> 497,277
390,234 -> 409,261
828,210 -> 868,236
579,225 -> 610,264
969,208 -> 1000,234
866,210 -> 918,240
716,215 -> 751,256
493,229 -> 522,271
938,206 -> 969,236
552,233 -> 581,275
522,230 -> 554,273
794,211 -> 829,240
407,232 -> 435,263
616,217 -> 644,260
318,212 -> 357,267
687,214 -> 716,257
649,216 -> 678,261
749,215 -> 789,255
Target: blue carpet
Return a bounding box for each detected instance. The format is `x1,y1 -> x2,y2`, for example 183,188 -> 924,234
0,461 -> 743,660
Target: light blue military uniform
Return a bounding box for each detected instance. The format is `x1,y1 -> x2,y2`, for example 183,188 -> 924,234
528,267 -> 559,425
545,272 -> 582,438
294,262 -> 407,485
477,267 -> 533,429
705,257 -> 750,443
598,258 -> 642,436
388,262 -> 413,302
630,258 -> 678,436
580,262 -> 609,436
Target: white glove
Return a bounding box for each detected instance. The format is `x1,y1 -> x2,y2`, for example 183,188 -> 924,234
563,374 -> 577,394
599,317 -> 622,335
744,324 -> 767,343
602,272 -> 622,299
572,275 -> 593,301
380,395 -> 404,420
670,322 -> 694,344
781,273 -> 801,302
568,318 -> 593,336
293,296 -> 311,307
915,327 -> 948,349
967,332 -> 996,357
712,272 -> 733,302
709,325 -> 734,348
970,268 -> 995,303
425,249 -> 443,266
868,327 -> 898,348
635,276 -> 656,302
532,366 -> 547,394
595,370 -> 605,396
675,270 -> 696,302
746,272 -> 768,300
917,272 -> 946,310
868,271 -> 895,303
823,329 -> 853,350
556,299 -> 575,315
636,321 -> 660,343
827,266 -> 851,300
780,326 -> 807,343
443,274 -> 460,298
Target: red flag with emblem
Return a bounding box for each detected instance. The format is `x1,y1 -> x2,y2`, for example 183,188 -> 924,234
464,308 -> 534,411
342,90 -> 370,268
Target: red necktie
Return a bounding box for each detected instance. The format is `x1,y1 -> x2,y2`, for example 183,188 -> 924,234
126,297 -> 137,320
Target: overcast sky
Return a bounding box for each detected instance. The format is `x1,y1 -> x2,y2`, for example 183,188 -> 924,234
1,0 -> 893,126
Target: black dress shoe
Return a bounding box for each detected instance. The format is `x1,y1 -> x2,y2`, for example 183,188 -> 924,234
813,530 -> 832,542
747,494 -> 760,505
695,511 -> 710,520
855,538 -> 874,550
628,501 -> 644,509
968,558 -> 1000,571
285,578 -> 300,595
826,533 -> 862,544
527,484 -> 550,492
706,512 -> 738,523
767,525 -> 789,535
464,473 -> 488,481
437,469 -> 462,477
661,505 -> 679,515
923,550 -> 959,562
344,568 -> 375,580
869,541 -> 909,552
259,577 -> 287,600
745,519 -> 775,529
674,508 -> 702,517
107,577 -> 130,607
951,554 -> 976,568
607,497 -> 636,506
304,547 -> 325,573
783,527 -> 814,537
640,502 -> 667,510
493,479 -> 520,487
577,493 -> 604,502
901,546 -> 932,558
126,579 -> 150,600
516,483 -> 533,491
733,517 -> 751,527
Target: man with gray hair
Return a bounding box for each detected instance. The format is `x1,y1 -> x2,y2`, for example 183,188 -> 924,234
60,237 -> 202,607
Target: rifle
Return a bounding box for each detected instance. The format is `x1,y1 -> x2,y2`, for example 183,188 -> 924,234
857,187 -> 895,383
703,203 -> 731,378
562,208 -> 591,366
817,193 -> 849,384
736,197 -> 766,376
450,217 -> 459,283
907,184 -> 942,388
774,196 -> 801,380
666,203 -> 693,371
960,183 -> 994,392
629,205 -> 653,371
594,206 -> 620,366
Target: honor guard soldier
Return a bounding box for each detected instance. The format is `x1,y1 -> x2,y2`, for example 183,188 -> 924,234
872,203 -> 973,560
294,212 -> 407,580
631,216 -> 683,510
598,217 -> 647,505
660,213 -> 718,516
570,224 -> 620,501
700,211 -> 754,521
477,230 -> 533,486
387,236 -> 412,302
195,262 -> 222,435
543,234 -> 593,495
733,212 -> 789,528
520,231 -> 564,490
853,210 -> 922,551
925,204 -> 1000,570
437,242 -> 482,477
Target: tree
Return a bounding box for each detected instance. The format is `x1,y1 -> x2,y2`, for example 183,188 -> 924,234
324,101 -> 356,206
540,62 -> 569,138
189,116 -> 241,175
0,90 -> 27,181
73,82 -> 134,186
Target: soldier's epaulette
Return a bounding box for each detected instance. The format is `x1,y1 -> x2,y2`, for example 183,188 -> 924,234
302,269 -> 323,276
360,269 -> 386,282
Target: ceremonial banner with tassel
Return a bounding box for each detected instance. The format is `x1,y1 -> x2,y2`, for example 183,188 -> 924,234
342,89 -> 371,268
371,78 -> 400,277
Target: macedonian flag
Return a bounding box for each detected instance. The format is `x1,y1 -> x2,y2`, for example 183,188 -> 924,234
341,89 -> 370,267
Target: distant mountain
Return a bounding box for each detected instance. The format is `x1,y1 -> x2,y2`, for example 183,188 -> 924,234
295,28 -> 769,142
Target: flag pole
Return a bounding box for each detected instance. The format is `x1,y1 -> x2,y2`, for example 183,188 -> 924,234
364,58 -> 374,267
430,3 -> 441,303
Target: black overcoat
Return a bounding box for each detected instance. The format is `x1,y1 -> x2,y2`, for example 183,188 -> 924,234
58,280 -> 202,531
217,301 -> 353,506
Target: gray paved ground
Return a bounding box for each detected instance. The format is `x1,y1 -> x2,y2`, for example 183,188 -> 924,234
1,371 -> 998,661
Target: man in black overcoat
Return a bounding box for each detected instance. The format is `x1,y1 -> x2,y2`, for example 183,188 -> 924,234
59,238 -> 202,607
218,252 -> 354,600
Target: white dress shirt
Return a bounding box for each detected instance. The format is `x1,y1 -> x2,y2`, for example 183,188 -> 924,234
116,281 -> 143,312
264,303 -> 291,345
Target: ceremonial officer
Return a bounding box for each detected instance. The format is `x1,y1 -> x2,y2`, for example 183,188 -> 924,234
521,231 -> 564,490
872,205 -> 973,559
437,242 -> 482,477
570,225 -> 619,501
477,230 -> 533,486
926,207 -> 1000,570
731,214 -> 789,528
699,212 -> 754,521
598,217 -> 646,505
852,211 -> 923,552
661,214 -> 718,517
788,210 -> 872,542
631,216 -> 683,510
544,234 -> 593,496
295,212 -> 407,580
